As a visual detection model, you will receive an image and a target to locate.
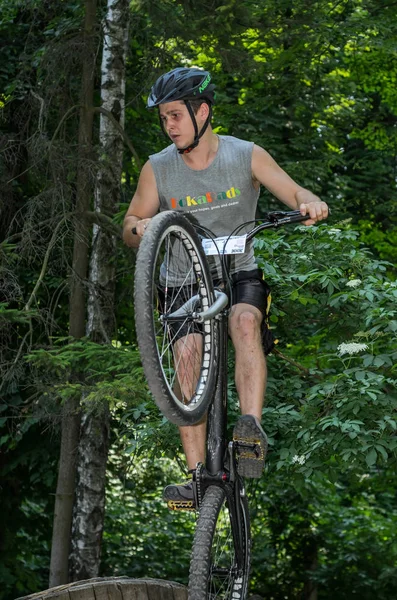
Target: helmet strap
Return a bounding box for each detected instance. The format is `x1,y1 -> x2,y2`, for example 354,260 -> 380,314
177,100 -> 212,154
158,100 -> 213,154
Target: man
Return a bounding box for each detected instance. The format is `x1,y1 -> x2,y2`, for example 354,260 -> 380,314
123,67 -> 328,509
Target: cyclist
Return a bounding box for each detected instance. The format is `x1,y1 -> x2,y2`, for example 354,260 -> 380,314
123,67 -> 328,509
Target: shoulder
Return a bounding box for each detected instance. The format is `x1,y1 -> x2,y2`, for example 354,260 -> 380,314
149,143 -> 177,163
138,160 -> 157,186
219,135 -> 253,151
219,136 -> 254,164
219,136 -> 254,172
252,144 -> 275,167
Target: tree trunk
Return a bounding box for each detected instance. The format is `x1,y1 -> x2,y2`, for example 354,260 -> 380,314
69,0 -> 130,580
303,536 -> 318,600
49,0 -> 98,587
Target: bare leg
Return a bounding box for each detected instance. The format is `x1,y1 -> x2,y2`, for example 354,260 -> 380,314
173,333 -> 203,402
179,418 -> 206,470
229,303 -> 268,478
229,303 -> 267,418
173,333 -> 207,470
172,304 -> 266,472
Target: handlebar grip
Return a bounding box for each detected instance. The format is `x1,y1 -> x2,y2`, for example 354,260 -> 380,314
246,211 -> 312,242
285,212 -> 311,224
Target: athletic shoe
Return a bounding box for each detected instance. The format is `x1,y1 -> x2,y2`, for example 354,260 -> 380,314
233,414 -> 268,478
163,480 -> 195,511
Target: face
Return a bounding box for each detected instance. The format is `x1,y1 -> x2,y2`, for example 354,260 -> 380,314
159,101 -> 206,149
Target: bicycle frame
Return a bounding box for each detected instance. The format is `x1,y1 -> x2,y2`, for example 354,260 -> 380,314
194,307 -> 249,569
191,210 -> 309,498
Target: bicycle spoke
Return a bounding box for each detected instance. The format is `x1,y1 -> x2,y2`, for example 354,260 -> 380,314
209,503 -> 236,596
189,485 -> 250,600
134,211 -> 218,424
151,230 -> 211,406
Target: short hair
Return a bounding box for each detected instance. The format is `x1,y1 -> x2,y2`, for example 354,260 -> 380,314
188,98 -> 210,114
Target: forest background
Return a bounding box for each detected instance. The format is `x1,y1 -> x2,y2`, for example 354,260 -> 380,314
1,0 -> 396,599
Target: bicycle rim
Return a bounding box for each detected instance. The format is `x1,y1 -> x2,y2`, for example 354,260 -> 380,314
189,485 -> 251,599
134,212 -> 218,425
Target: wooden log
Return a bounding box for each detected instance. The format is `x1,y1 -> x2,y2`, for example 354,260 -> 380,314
15,577 -> 188,600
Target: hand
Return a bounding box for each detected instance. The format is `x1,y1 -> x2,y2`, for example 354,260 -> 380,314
135,218 -> 152,237
299,201 -> 329,226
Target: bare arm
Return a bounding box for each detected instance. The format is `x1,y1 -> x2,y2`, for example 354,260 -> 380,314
122,160 -> 160,247
251,144 -> 328,225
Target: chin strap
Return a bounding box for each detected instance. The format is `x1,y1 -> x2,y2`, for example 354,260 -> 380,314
177,101 -> 200,154
158,100 -> 212,154
177,100 -> 212,154
157,100 -> 212,155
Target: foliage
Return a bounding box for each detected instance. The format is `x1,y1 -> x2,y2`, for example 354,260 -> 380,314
254,222 -> 397,479
101,452 -> 195,582
249,472 -> 397,599
0,392 -> 57,600
0,0 -> 397,597
26,339 -> 147,410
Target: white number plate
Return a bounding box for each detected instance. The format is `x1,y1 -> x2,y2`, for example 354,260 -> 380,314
202,235 -> 247,256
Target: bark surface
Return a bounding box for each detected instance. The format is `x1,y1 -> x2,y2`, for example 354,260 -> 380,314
69,0 -> 130,580
49,0 -> 98,587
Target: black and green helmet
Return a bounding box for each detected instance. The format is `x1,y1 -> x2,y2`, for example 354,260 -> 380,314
147,67 -> 216,108
147,67 -> 215,154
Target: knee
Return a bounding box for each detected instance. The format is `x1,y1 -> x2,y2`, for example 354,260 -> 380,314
230,310 -> 261,342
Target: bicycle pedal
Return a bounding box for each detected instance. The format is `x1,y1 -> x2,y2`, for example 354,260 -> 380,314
235,440 -> 265,459
234,448 -> 266,479
233,437 -> 267,478
232,415 -> 268,478
167,500 -> 196,511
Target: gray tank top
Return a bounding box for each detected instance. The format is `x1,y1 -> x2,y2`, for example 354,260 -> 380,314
149,135 -> 259,282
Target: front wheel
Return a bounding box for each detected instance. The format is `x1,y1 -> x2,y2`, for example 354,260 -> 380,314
134,211 -> 219,426
189,485 -> 251,599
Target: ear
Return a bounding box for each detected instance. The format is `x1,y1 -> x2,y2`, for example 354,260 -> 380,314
198,102 -> 210,120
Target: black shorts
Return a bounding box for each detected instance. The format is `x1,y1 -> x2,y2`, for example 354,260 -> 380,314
230,269 -> 275,355
158,268 -> 275,355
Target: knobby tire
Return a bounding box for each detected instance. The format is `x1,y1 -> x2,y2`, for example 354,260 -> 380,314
189,485 -> 251,600
134,211 -> 218,426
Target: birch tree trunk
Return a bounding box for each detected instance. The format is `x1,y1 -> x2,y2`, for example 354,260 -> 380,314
69,0 -> 130,580
49,0 -> 98,587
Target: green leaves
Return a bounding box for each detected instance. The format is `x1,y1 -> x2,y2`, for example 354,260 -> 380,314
1,0 -> 397,596
254,221 -> 397,479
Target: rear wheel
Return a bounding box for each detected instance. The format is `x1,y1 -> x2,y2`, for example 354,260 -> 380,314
134,211 -> 218,426
189,485 -> 251,599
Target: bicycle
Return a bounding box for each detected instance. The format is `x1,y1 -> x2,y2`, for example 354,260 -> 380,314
133,209 -> 309,599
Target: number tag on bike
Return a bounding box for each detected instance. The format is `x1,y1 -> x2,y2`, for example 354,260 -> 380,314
202,235 -> 247,256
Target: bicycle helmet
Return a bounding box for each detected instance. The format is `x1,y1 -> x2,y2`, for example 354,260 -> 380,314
147,67 -> 216,154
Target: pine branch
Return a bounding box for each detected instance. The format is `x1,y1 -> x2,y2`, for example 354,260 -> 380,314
6,104 -> 81,185
24,215 -> 71,311
84,211 -> 122,237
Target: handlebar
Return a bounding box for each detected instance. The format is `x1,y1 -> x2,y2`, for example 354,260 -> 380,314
245,210 -> 310,242
131,210 -> 310,238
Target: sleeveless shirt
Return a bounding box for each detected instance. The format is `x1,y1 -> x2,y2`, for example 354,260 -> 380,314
149,135 -> 260,280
